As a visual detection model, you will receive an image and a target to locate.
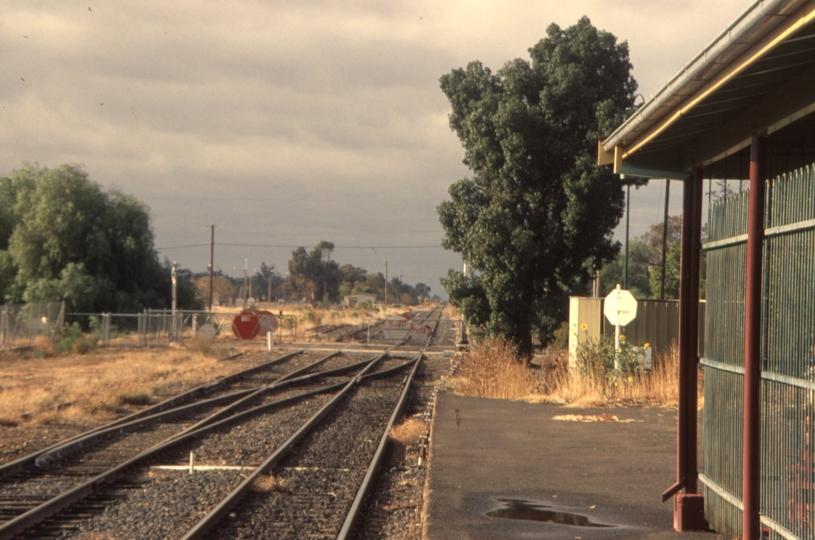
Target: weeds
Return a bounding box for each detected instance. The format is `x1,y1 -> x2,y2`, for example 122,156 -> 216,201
251,474 -> 287,493
541,341 -> 681,407
389,417 -> 426,445
0,347 -> 258,425
301,308 -> 322,327
450,338 -> 532,400
115,390 -> 157,406
54,322 -> 96,355
185,337 -> 218,357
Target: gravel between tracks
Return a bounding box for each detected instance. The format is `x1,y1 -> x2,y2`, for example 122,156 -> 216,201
0,351 -> 451,539
210,379 -> 404,539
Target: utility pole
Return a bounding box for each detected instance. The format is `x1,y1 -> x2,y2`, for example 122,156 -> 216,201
624,181 -> 630,289
384,260 -> 388,307
660,179 -> 671,300
171,262 -> 177,340
243,259 -> 248,309
208,224 -> 216,311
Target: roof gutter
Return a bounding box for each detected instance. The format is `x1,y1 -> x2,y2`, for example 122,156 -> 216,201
601,0 -> 807,158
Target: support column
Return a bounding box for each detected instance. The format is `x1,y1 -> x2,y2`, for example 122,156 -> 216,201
665,168 -> 707,531
743,135 -> 765,540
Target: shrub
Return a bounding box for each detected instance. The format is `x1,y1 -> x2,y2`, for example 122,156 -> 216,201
54,322 -> 97,355
301,308 -> 322,327
116,390 -> 157,406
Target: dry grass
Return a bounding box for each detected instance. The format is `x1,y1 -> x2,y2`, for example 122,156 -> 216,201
449,338 -> 532,400
389,417 -> 427,446
294,304 -> 419,335
0,346 -> 258,426
250,474 -> 287,493
535,343 -> 683,407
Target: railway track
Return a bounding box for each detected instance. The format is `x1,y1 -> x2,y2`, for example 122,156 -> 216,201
0,346 -> 427,539
0,306 -> 450,539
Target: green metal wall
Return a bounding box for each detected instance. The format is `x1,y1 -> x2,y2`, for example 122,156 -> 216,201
702,165 -> 815,540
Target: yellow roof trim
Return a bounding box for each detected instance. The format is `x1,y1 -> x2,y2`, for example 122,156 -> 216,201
622,0 -> 815,161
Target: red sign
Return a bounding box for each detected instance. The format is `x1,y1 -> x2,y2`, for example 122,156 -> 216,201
232,311 -> 260,340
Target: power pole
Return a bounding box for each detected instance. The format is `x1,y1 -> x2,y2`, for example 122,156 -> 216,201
208,224 -> 216,311
624,182 -> 630,289
171,262 -> 177,340
384,260 -> 388,307
243,259 -> 248,309
660,179 -> 671,300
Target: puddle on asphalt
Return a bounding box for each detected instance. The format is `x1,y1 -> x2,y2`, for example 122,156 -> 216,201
486,498 -> 614,528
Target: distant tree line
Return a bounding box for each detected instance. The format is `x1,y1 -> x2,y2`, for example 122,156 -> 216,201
0,163 -> 432,313
193,241 -> 433,307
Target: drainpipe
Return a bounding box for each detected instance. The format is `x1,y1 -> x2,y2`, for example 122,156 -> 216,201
743,135 -> 765,540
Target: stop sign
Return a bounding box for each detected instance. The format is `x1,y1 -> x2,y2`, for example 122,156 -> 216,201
604,287 -> 638,326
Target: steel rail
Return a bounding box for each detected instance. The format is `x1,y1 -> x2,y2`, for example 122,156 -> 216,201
337,347 -> 425,539
179,351 -> 389,540
0,350 -> 302,479
0,353 -> 396,540
32,351 -> 335,467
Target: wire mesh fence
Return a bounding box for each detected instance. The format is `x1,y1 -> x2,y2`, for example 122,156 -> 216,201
0,301 -> 65,349
61,309 -> 298,348
702,163 -> 815,539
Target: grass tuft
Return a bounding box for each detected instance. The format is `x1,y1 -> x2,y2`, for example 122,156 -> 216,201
389,417 -> 426,446
115,390 -> 157,406
251,474 -> 287,493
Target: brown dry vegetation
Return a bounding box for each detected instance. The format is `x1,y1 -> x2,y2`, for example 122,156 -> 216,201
450,338 -> 686,408
292,304 -> 421,336
250,473 -> 288,493
448,339 -> 532,400
389,417 -> 427,446
535,343 -> 682,407
0,343 -> 256,426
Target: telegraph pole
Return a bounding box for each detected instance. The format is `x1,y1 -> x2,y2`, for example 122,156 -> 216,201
243,259 -> 248,309
208,224 -> 216,311
384,260 -> 388,307
660,180 -> 670,300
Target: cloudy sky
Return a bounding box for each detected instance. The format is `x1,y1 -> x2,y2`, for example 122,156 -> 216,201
1,0 -> 749,296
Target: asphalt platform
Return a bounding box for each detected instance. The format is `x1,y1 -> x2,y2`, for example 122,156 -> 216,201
423,393 -> 726,540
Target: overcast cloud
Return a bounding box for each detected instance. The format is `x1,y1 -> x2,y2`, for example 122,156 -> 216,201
1,0 -> 748,295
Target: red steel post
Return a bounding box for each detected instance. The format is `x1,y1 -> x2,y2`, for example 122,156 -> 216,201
671,169 -> 706,531
677,174 -> 693,490
686,168 -> 703,494
743,135 -> 765,540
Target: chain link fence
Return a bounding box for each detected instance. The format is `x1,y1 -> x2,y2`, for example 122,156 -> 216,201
0,301 -> 65,349
62,309 -> 297,348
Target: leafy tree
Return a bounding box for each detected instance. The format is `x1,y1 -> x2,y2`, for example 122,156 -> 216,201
437,17 -> 638,356
640,215 -> 682,261
599,240 -> 653,299
337,264 -> 369,299
0,163 -> 196,312
193,273 -> 237,306
255,262 -> 283,301
649,242 -> 681,300
284,241 -> 341,303
415,282 -> 431,303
